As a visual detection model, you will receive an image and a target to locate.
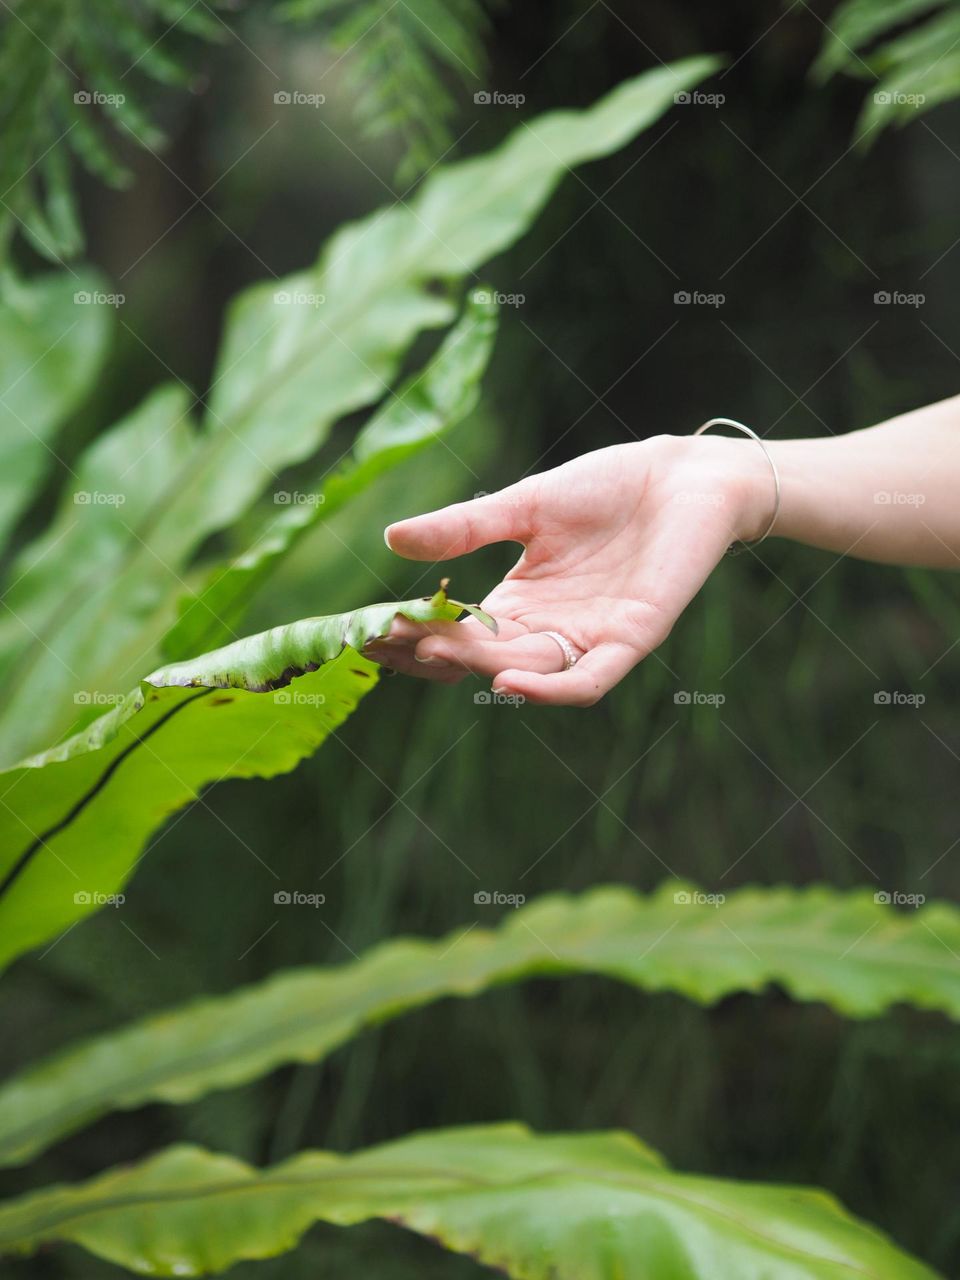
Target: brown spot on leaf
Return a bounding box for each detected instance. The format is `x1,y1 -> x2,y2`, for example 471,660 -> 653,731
349,668 -> 371,678
209,696 -> 235,705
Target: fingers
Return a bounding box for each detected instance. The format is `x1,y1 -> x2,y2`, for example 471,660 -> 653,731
384,484 -> 533,561
387,616 -> 528,644
365,624 -> 568,683
367,636 -> 638,704
363,641 -> 467,684
491,643 -> 638,707
413,631 -> 579,678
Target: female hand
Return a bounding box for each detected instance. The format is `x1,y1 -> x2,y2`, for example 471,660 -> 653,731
365,433 -> 775,706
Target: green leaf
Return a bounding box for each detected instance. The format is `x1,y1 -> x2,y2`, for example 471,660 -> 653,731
2,881 -> 957,1168
0,58 -> 718,766
163,287 -> 499,659
812,0 -> 960,139
0,1124 -> 938,1278
812,0 -> 943,80
0,270 -> 110,546
854,6 -> 960,136
0,587 -> 490,975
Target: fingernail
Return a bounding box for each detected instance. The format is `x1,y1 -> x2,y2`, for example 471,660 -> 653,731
416,655 -> 451,668
383,526 -> 396,550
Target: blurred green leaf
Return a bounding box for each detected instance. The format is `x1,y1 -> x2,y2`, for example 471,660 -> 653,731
0,1124 -> 939,1278
163,287 -> 499,659
813,0 -> 960,139
2,880 -> 957,1167
0,270 -> 111,546
813,0 -> 943,80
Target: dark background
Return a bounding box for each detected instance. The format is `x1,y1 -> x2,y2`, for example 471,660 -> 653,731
4,1 -> 960,1274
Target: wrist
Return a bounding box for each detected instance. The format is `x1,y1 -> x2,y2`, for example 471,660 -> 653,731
658,432 -> 781,544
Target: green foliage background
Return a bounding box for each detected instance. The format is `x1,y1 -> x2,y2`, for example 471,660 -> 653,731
3,1 -> 960,1275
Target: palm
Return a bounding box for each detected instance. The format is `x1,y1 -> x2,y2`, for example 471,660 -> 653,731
373,440 -> 747,705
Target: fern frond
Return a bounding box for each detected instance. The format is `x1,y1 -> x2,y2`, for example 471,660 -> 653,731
0,0 -> 222,266
280,0 -> 493,185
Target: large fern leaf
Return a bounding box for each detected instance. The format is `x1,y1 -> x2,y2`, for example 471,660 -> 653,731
0,1125 -> 937,1278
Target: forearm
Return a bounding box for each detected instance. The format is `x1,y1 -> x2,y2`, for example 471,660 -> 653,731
725,395 -> 960,567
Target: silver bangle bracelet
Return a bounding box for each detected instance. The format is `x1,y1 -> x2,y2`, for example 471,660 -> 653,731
693,417 -> 781,551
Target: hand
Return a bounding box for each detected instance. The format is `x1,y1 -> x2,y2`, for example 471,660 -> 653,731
366,434 -> 775,706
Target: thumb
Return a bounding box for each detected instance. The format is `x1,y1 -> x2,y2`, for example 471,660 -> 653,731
385,483 -> 534,561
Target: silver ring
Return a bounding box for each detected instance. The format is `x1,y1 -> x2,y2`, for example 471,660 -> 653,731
540,630 -> 579,671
